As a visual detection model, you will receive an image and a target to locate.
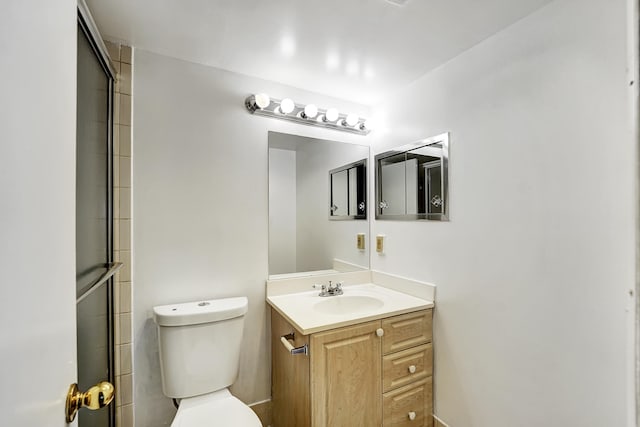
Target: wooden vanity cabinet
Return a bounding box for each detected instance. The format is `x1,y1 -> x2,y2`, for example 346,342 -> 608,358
271,308 -> 433,427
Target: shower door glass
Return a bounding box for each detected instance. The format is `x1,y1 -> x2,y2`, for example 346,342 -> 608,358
76,18 -> 115,427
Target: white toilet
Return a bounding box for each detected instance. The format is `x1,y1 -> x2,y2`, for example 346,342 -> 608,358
153,296 -> 262,427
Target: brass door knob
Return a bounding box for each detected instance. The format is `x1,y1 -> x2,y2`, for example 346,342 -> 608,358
65,381 -> 115,422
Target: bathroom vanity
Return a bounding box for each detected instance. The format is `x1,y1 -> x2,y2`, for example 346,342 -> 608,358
268,282 -> 434,427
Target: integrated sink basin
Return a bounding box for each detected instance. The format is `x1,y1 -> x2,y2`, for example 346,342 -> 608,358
314,295 -> 384,315
267,283 -> 433,334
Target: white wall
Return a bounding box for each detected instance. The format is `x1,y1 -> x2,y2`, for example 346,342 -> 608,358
0,1 -> 77,425
371,0 -> 635,425
133,50 -> 371,426
268,148 -> 297,274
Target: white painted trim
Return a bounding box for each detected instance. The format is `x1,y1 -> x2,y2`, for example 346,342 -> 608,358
629,1 -> 640,426
248,398 -> 271,407
77,0 -> 116,78
433,414 -> 451,427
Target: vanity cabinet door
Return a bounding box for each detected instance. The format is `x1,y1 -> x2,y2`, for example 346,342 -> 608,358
310,320 -> 382,427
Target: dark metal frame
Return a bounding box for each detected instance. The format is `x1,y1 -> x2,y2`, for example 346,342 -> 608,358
328,159 -> 367,220
77,4 -> 116,426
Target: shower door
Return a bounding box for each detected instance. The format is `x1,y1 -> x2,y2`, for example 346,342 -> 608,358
76,11 -> 116,427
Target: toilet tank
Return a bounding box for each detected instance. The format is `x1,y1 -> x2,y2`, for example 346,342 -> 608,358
153,297 -> 248,398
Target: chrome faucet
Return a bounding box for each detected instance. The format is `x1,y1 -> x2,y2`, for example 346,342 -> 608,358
313,281 -> 344,297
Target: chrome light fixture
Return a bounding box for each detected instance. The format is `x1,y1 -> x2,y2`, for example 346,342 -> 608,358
244,93 -> 371,135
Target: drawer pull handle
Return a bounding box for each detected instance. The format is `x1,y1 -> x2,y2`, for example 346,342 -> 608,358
376,328 -> 384,337
408,411 -> 416,421
408,365 -> 417,374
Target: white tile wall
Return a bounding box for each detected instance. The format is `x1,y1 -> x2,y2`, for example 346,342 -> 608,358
105,40 -> 134,427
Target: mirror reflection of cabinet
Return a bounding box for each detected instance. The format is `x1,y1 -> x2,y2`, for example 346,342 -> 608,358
376,133 -> 449,221
329,160 -> 366,220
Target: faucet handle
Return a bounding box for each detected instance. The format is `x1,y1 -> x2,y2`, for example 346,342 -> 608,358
312,284 -> 328,296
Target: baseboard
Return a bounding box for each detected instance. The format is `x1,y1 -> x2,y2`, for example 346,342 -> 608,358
434,414 -> 450,427
249,399 -> 272,427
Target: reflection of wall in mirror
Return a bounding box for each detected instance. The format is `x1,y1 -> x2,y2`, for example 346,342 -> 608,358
268,148 -> 297,274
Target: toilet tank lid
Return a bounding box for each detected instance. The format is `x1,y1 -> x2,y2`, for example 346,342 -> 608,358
153,297 -> 248,327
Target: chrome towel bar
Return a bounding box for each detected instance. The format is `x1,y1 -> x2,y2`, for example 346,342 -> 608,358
280,332 -> 308,356
77,262 -> 123,304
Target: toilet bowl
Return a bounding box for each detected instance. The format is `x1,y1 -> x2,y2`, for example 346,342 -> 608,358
171,389 -> 260,427
153,297 -> 261,427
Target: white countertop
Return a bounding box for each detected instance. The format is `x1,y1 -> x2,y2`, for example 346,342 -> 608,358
267,283 -> 434,335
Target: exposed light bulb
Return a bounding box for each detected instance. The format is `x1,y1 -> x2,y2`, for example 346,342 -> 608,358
324,108 -> 339,122
302,104 -> 318,119
254,93 -> 270,109
343,114 -> 359,127
279,98 -> 295,114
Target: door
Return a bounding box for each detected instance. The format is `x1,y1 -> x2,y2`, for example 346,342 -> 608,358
75,6 -> 117,427
310,320 -> 382,427
3,1 -> 81,426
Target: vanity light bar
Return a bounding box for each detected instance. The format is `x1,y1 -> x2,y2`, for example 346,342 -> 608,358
244,94 -> 371,135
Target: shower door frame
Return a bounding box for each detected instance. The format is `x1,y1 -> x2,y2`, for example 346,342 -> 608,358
76,1 -> 117,426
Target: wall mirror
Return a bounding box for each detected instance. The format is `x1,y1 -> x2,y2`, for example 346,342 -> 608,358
268,132 -> 370,277
329,159 -> 366,220
375,132 -> 449,221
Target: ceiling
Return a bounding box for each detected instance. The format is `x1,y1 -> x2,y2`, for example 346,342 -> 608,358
86,0 -> 553,105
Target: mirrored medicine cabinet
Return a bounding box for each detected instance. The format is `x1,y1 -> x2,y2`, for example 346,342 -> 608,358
329,160 -> 366,220
375,132 -> 449,221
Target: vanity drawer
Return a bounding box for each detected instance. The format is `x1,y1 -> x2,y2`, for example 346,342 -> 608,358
382,310 -> 432,355
383,377 -> 433,427
382,343 -> 432,393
